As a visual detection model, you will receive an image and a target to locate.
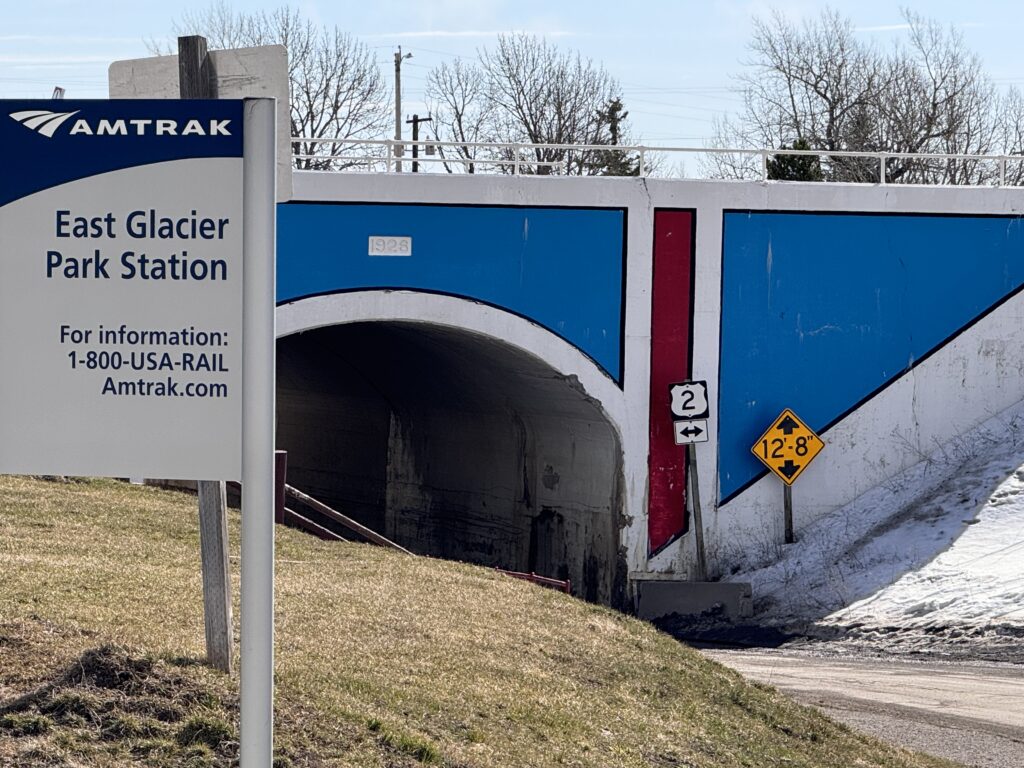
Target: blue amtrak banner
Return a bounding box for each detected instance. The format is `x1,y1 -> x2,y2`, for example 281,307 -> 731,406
0,100 -> 243,207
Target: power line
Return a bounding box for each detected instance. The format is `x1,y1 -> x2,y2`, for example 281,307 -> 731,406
622,86 -> 742,94
623,89 -> 744,103
371,44 -> 460,57
619,78 -> 737,89
408,46 -> 462,57
624,97 -> 734,114
630,109 -> 717,124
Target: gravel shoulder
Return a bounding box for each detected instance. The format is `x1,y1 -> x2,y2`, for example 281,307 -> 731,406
706,648 -> 1024,768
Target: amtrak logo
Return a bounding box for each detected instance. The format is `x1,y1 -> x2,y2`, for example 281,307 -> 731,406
8,110 -> 232,138
9,109 -> 80,138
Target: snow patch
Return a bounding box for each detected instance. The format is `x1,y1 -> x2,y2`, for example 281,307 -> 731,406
726,399 -> 1024,634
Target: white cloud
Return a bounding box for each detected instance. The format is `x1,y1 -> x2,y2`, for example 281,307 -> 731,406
366,29 -> 575,39
0,35 -> 138,44
0,55 -> 115,64
856,21 -> 985,33
854,23 -> 912,32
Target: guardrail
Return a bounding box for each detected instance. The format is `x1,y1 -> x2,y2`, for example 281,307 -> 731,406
290,136 -> 1024,186
292,136 -> 569,174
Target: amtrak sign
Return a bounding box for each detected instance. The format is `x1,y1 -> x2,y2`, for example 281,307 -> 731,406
0,98 -> 278,767
0,99 -> 270,480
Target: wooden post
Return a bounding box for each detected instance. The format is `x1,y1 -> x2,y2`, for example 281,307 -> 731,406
274,451 -> 287,525
687,443 -> 707,581
180,35 -> 232,673
783,483 -> 794,544
178,35 -> 214,99
197,480 -> 233,673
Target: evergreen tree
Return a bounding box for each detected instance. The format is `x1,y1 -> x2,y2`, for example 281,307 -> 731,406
767,138 -> 824,181
595,98 -> 641,176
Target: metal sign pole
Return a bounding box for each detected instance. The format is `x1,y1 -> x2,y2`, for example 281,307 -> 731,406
687,443 -> 708,581
240,97 -> 277,767
783,483 -> 794,544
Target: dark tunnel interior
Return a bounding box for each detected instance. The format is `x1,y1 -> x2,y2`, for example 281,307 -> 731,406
276,321 -> 626,605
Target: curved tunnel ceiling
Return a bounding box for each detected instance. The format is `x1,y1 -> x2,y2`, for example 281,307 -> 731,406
299,322 -> 613,420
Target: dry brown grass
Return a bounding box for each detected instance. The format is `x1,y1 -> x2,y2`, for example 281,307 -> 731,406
0,476 -> 958,767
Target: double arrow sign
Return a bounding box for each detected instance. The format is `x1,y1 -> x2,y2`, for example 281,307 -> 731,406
676,422 -> 706,440
669,380 -> 710,446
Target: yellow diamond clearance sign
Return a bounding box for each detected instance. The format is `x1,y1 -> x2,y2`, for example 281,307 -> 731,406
751,408 -> 824,485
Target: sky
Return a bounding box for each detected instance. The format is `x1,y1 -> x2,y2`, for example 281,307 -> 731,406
2,1 -> 1022,146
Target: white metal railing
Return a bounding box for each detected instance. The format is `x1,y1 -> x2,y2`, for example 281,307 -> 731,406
289,136 -> 1024,186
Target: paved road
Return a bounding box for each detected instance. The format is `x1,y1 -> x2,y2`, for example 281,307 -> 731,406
705,649 -> 1024,768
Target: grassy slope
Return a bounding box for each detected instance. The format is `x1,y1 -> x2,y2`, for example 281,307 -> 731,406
0,477 -> 956,768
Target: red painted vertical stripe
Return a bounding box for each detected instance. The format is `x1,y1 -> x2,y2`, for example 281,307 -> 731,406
648,210 -> 694,555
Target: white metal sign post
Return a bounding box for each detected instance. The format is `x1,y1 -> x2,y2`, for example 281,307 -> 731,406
240,98 -> 277,767
0,98 -> 276,766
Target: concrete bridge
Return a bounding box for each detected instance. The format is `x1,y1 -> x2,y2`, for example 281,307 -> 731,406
275,171 -> 1024,608
111,47 -> 1024,610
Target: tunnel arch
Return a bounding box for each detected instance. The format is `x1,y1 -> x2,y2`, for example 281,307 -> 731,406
276,291 -> 628,605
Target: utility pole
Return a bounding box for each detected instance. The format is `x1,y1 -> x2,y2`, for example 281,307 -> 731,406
405,113 -> 432,173
393,47 -> 412,172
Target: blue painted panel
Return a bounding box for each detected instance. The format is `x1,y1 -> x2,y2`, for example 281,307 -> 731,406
277,203 -> 625,382
719,211 -> 1024,503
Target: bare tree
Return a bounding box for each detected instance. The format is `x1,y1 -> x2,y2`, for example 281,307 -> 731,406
880,11 -> 998,184
707,7 -> 1008,185
998,87 -> 1024,184
426,59 -> 491,173
704,11 -> 882,181
426,34 -> 639,175
155,2 -> 390,170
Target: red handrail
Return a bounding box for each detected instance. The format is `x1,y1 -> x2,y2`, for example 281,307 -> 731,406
495,568 -> 572,594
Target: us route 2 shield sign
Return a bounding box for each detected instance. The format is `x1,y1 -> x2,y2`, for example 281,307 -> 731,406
669,380 -> 709,419
751,408 -> 824,485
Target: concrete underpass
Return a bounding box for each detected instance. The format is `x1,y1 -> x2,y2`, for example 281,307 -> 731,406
276,321 -> 627,606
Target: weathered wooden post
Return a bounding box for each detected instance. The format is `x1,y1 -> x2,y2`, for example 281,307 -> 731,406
179,34 -> 233,674
196,479 -> 232,672
274,451 -> 287,525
